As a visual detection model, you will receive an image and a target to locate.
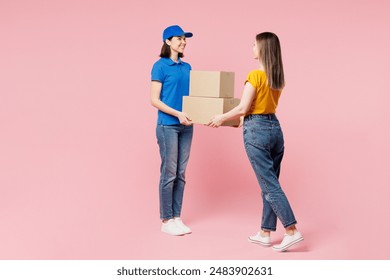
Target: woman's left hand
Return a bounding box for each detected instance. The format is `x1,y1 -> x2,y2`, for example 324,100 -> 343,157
207,115 -> 225,128
238,116 -> 244,127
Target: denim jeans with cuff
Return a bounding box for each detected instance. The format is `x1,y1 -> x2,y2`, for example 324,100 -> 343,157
156,124 -> 193,220
243,114 -> 297,231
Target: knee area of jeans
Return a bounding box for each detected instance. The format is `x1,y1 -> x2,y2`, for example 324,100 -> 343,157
264,186 -> 284,195
160,179 -> 176,189
161,166 -> 178,177
264,190 -> 284,202
176,166 -> 186,174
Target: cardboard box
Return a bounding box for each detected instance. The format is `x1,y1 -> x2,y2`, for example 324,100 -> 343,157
183,96 -> 240,127
190,71 -> 235,98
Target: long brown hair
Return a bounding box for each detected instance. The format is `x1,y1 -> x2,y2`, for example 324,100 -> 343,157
256,32 -> 285,90
160,37 -> 184,58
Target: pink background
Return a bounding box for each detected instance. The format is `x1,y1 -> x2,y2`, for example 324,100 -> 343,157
1,0 -> 389,259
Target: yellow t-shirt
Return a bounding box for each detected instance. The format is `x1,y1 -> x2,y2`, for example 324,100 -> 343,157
245,70 -> 282,115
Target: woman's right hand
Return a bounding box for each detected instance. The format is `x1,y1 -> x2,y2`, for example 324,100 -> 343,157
177,112 -> 192,126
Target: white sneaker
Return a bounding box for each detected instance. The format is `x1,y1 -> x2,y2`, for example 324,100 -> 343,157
161,219 -> 185,236
174,218 -> 192,234
248,232 -> 271,246
272,231 -> 304,252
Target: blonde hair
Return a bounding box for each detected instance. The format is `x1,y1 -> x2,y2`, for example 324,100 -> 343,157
256,32 -> 285,90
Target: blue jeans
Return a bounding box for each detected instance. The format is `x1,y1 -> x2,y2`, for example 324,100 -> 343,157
156,124 -> 193,220
243,114 -> 297,231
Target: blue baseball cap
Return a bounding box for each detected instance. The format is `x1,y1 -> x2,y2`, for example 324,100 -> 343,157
162,25 -> 193,42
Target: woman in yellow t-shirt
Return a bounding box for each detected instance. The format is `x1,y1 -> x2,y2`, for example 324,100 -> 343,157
208,32 -> 303,252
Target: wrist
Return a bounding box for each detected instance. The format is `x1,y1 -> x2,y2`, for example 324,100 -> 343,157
174,110 -> 181,118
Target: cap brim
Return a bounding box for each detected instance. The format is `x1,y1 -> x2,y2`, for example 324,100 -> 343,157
184,32 -> 193,38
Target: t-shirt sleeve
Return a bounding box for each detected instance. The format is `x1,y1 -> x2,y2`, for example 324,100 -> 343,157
245,70 -> 258,88
151,63 -> 164,82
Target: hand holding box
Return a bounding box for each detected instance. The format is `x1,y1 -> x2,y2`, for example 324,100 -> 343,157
183,70 -> 240,127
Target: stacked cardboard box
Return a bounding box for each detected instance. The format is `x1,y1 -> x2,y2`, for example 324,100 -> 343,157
183,71 -> 240,126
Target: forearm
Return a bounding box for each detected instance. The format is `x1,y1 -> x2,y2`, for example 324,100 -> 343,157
220,105 -> 247,122
219,82 -> 254,123
151,98 -> 180,118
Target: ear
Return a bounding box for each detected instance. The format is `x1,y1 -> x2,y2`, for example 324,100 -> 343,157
165,39 -> 171,46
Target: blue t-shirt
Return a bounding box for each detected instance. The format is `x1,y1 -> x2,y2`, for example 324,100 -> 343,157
151,57 -> 192,125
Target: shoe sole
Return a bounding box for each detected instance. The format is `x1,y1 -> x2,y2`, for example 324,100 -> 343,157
248,237 -> 271,247
272,237 -> 304,252
161,229 -> 185,236
177,228 -> 192,234
162,231 -> 185,236
175,223 -> 192,234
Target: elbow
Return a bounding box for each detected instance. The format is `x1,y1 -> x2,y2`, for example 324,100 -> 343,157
238,111 -> 246,117
150,98 -> 158,108
237,106 -> 248,117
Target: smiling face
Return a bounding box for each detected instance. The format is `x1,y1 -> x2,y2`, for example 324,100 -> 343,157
166,35 -> 187,54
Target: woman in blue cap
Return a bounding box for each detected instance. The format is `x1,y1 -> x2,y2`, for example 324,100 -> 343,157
150,25 -> 194,236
